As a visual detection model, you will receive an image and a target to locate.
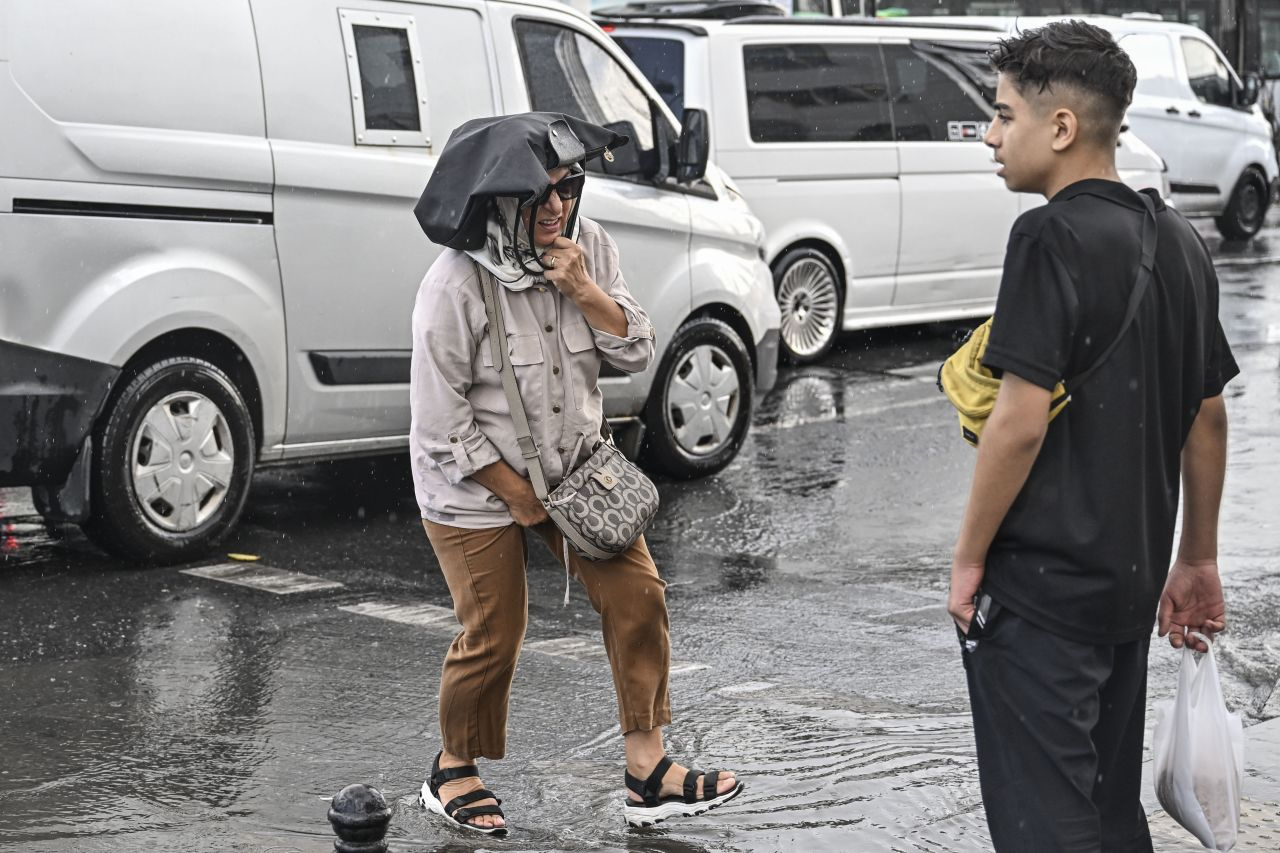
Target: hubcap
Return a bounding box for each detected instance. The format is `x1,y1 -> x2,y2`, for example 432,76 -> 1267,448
777,258 -> 839,359
130,392 -> 235,533
1239,182 -> 1262,227
665,344 -> 741,457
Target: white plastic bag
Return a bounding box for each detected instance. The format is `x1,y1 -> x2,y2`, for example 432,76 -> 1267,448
1152,633 -> 1244,851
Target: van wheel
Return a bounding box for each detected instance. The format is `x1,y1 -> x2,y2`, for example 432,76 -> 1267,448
1215,168 -> 1270,240
641,317 -> 753,479
774,247 -> 842,365
81,357 -> 255,564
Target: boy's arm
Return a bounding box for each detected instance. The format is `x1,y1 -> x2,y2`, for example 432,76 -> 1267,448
1158,395 -> 1228,652
948,373 -> 1052,632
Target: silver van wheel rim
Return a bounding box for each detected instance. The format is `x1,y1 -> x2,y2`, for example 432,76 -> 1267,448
666,344 -> 741,457
130,392 -> 235,532
778,258 -> 839,358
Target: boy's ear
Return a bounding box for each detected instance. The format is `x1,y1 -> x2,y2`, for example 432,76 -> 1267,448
1050,107 -> 1079,152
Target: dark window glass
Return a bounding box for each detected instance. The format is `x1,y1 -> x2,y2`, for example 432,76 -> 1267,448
744,43 -> 891,143
883,44 -> 993,142
1181,37 -> 1233,107
353,25 -> 420,131
516,20 -> 663,177
613,36 -> 686,118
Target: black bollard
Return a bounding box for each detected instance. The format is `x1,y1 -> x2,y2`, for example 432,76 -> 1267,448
328,783 -> 393,853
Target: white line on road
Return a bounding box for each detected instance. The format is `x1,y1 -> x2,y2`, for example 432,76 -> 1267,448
338,601 -> 457,628
180,563 -> 345,594
756,395 -> 942,432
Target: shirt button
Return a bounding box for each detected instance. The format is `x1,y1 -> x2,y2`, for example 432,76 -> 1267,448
538,286 -> 547,293
449,436 -> 459,443
552,366 -> 560,375
552,405 -> 561,414
545,324 -> 553,333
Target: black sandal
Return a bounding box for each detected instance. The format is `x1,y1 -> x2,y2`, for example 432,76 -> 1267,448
419,751 -> 508,837
622,755 -> 744,827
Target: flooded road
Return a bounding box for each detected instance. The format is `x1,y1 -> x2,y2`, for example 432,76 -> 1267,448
2,217 -> 1278,852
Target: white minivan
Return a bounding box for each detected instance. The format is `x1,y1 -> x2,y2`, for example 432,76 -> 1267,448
0,0 -> 780,562
600,14 -> 1168,362
907,15 -> 1279,242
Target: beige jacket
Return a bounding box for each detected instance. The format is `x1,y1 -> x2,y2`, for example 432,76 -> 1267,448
409,217 -> 655,527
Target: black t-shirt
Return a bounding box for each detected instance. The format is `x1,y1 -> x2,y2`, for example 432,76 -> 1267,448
981,179 -> 1239,643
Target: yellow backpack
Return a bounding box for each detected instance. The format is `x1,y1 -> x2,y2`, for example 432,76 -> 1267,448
938,192 -> 1158,448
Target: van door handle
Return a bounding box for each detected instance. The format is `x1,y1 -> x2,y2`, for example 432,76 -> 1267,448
1188,110 -> 1202,118
1165,105 -> 1181,114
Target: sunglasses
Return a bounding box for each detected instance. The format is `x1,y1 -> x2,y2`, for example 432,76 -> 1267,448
530,172 -> 586,207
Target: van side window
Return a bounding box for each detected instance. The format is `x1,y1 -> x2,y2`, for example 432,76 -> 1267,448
1119,34 -> 1183,100
1181,37 -> 1233,107
883,44 -> 992,142
516,20 -> 665,178
614,36 -> 686,118
339,10 -> 431,146
743,43 -> 892,143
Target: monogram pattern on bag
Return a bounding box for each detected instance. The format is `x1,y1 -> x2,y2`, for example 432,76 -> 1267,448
549,443 -> 659,557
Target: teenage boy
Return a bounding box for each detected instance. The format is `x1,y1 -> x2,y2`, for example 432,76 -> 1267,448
949,21 -> 1238,852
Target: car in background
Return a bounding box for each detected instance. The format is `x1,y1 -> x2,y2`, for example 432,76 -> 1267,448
0,0 -> 780,563
902,15 -> 1278,242
598,12 -> 1168,362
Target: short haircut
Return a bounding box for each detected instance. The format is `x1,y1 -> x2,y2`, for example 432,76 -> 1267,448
989,20 -> 1137,145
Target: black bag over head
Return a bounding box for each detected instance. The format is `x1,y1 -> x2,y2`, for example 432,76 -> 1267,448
414,112 -> 629,250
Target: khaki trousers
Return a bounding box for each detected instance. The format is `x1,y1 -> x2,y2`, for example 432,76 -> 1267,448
424,519 -> 673,760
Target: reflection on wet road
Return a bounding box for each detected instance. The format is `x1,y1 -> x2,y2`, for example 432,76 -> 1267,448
2,219 -> 1279,852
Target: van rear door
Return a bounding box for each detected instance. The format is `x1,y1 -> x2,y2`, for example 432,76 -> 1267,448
251,0 -> 498,450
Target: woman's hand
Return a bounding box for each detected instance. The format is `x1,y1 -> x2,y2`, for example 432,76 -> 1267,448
541,237 -> 596,302
471,460 -> 549,527
507,479 -> 549,527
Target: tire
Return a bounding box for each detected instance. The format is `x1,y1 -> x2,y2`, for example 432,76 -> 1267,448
641,317 -> 753,479
773,247 -> 843,364
81,357 -> 255,563
1215,168 -> 1270,241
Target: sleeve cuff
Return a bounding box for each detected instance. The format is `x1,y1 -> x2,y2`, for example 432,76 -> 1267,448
592,303 -> 655,349
438,429 -> 502,485
980,344 -> 1061,392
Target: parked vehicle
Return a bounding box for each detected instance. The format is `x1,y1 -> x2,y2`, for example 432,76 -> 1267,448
599,14 -> 1168,362
903,15 -> 1279,242
0,0 -> 780,562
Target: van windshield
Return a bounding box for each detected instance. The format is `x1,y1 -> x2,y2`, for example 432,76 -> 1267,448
613,36 -> 686,117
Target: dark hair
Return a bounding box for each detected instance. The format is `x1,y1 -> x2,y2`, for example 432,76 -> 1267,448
989,20 -> 1137,143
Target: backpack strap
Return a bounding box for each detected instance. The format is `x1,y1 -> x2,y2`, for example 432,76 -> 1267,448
1067,190 -> 1158,394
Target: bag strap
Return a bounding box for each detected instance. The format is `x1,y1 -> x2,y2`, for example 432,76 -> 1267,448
476,265 -> 553,503
1067,191 -> 1158,393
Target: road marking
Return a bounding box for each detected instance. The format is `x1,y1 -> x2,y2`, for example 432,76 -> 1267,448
1268,323 -> 1280,344
756,395 -> 942,432
181,563 -> 345,594
340,600 -> 709,674
339,601 -> 457,628
1214,255 -> 1280,268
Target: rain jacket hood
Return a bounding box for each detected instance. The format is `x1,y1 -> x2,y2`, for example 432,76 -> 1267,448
414,112 -> 629,288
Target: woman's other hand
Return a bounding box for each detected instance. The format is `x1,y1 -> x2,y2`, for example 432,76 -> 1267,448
507,479 -> 549,527
472,460 -> 549,526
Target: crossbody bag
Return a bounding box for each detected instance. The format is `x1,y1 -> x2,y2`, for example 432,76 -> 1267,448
477,266 -> 660,572
938,191 -> 1158,446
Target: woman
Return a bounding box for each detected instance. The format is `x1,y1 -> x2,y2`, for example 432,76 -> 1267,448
409,113 -> 742,835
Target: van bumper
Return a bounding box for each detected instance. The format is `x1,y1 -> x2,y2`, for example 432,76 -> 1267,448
755,328 -> 779,393
0,341 -> 118,487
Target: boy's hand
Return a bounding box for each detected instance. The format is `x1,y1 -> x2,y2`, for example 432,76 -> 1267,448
1158,558 -> 1226,651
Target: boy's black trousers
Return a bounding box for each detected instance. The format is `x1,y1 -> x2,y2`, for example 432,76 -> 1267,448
961,598 -> 1155,853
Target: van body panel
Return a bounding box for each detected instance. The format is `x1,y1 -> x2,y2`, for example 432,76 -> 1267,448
0,212 -> 287,449
895,141 -> 1013,306
252,0 -> 496,446
8,1 -> 265,139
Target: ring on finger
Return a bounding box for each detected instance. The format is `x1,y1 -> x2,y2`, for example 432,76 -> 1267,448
545,255 -> 557,268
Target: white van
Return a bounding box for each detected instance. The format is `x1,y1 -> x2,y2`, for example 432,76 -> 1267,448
904,15 -> 1279,242
0,0 -> 780,562
600,14 -> 1169,362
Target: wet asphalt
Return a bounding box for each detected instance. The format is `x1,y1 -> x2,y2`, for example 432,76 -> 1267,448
1,216 -> 1278,853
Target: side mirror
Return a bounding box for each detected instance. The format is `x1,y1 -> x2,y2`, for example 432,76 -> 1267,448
675,108 -> 710,183
600,121 -> 643,176
1239,72 -> 1261,108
